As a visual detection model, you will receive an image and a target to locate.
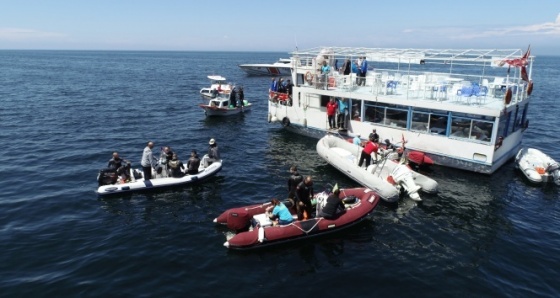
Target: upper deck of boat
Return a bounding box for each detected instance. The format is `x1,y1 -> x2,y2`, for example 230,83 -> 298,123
289,47 -> 534,116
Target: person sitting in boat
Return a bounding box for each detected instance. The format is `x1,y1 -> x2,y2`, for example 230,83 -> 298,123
266,198 -> 294,226
106,152 -> 131,182
162,146 -> 174,163
168,153 -> 185,178
186,150 -> 201,175
217,84 -> 223,93
317,184 -> 346,220
287,165 -> 303,205
295,176 -> 314,220
211,88 -> 218,98
206,138 -> 220,166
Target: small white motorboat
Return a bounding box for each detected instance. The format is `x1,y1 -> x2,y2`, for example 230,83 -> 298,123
96,154 -> 222,196
238,59 -> 292,76
515,147 -> 560,185
316,135 -> 438,202
200,75 -> 232,100
199,86 -> 252,117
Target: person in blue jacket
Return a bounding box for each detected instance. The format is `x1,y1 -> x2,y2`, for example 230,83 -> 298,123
358,56 -> 368,86
266,198 -> 294,225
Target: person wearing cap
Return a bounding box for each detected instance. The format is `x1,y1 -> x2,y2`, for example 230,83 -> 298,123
141,141 -> 158,180
186,150 -> 201,175
317,184 -> 345,219
207,138 -> 220,166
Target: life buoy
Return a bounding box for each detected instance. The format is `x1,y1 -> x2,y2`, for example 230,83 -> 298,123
504,88 -> 512,105
305,72 -> 313,84
281,117 -> 290,127
527,80 -> 534,96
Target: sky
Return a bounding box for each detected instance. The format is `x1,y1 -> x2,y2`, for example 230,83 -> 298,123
1,0 -> 559,55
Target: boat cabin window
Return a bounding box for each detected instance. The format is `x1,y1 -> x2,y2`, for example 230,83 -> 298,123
451,113 -> 494,142
351,99 -> 362,121
364,103 -> 407,128
320,95 -> 330,107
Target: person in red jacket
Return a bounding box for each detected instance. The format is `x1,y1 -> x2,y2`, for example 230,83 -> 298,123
326,97 -> 338,129
358,136 -> 379,168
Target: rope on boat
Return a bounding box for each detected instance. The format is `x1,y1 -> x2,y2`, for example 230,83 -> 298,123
290,218 -> 324,234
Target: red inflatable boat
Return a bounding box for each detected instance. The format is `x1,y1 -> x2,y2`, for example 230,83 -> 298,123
214,187 -> 381,250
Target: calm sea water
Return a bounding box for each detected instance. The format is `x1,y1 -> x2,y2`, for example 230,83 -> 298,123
0,50 -> 559,297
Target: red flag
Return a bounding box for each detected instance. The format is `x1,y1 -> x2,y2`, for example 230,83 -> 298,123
500,45 -> 531,82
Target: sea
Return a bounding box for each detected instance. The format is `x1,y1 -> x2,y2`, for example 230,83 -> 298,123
0,50 -> 558,297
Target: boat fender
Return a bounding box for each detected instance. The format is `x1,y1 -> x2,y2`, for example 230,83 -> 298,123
258,227 -> 265,243
305,71 -> 313,84
523,119 -> 529,129
527,80 -> 534,96
268,112 -> 272,123
504,88 -> 512,105
282,117 -> 290,127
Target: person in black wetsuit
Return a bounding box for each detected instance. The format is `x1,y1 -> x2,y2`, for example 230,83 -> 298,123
186,150 -> 201,175
318,185 -> 345,219
287,165 -> 303,202
295,176 -> 314,220
167,153 -> 185,178
107,152 -> 130,182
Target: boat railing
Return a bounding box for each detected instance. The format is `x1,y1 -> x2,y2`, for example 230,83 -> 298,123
296,66 -> 529,107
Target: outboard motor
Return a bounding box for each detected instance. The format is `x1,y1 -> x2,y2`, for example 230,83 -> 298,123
548,163 -> 560,185
97,168 -> 118,186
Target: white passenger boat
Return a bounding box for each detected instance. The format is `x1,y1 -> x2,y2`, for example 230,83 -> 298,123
515,148 -> 560,185
97,154 -> 222,196
316,135 -> 438,202
199,85 -> 252,116
269,46 -> 535,174
238,58 -> 292,76
200,75 -> 232,99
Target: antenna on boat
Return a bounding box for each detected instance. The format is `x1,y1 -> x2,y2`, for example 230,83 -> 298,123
294,35 -> 298,52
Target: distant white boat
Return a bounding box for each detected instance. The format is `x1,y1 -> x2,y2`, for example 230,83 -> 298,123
199,85 -> 252,117
200,75 -> 232,100
316,135 -> 438,202
238,58 -> 292,76
515,148 -> 560,185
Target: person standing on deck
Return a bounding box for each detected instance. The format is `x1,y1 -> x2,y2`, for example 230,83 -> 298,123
326,97 -> 338,130
337,97 -> 348,130
358,56 -> 368,86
